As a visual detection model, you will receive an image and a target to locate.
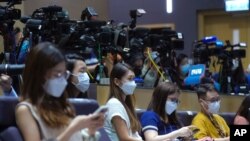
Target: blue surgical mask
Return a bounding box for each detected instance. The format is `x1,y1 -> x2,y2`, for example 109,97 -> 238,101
43,77 -> 68,97
73,72 -> 90,93
120,80 -> 137,95
165,100 -> 178,115
181,64 -> 190,76
208,101 -> 220,114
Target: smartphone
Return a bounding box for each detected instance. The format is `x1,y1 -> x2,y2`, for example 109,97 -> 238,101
188,126 -> 200,134
192,128 -> 200,134
93,106 -> 108,120
94,105 -> 108,114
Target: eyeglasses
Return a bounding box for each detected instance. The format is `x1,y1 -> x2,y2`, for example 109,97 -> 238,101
56,70 -> 70,79
204,97 -> 221,103
168,98 -> 181,104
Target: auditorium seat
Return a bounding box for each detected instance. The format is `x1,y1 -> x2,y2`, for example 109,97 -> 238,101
0,97 -> 18,132
0,97 -> 111,141
0,126 -> 23,141
177,111 -> 197,126
219,112 -> 235,125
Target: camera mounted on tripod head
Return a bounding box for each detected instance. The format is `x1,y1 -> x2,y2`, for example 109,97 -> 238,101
0,0 -> 22,21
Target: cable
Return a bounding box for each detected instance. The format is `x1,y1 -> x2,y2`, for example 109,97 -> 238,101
146,49 -> 166,81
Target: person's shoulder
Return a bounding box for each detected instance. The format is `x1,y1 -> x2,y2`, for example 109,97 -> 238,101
192,112 -> 207,121
107,97 -> 121,104
234,115 -> 249,125
142,111 -> 158,117
106,98 -> 124,109
213,114 -> 226,120
15,102 -> 32,116
141,111 -> 160,120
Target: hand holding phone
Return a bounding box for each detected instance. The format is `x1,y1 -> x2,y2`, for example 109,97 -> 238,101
187,125 -> 200,134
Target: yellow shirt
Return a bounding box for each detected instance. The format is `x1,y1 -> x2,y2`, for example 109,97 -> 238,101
191,112 -> 230,139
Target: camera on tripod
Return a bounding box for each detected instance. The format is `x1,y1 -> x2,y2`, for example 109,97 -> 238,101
0,0 -> 21,21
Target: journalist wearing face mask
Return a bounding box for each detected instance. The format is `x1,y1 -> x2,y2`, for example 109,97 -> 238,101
172,53 -> 192,90
191,84 -> 230,141
65,53 -> 90,98
104,63 -> 143,141
140,82 -> 212,141
15,42 -> 104,141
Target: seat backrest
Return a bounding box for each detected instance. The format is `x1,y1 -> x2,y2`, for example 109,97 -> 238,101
69,98 -> 99,115
0,97 -> 99,130
136,109 -> 147,120
0,97 -> 111,141
0,126 -> 23,141
219,112 -> 235,126
0,97 -> 19,132
177,111 -> 198,126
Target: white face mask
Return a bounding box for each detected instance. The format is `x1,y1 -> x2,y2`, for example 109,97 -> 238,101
165,100 -> 178,115
120,80 -> 137,95
43,77 -> 68,97
208,101 -> 220,114
73,72 -> 90,93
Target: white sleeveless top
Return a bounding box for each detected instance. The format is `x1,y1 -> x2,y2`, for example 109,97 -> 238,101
17,101 -> 83,141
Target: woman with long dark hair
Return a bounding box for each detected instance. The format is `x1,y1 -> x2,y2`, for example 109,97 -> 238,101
104,63 -> 142,141
15,42 -> 104,141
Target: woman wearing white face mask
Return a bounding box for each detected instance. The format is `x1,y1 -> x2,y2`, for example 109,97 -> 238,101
104,63 -> 143,141
140,82 -> 208,141
65,53 -> 90,98
15,42 -> 104,141
191,84 -> 230,141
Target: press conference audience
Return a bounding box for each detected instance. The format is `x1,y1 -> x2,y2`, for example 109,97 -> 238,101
0,74 -> 18,97
65,53 -> 90,98
191,84 -> 230,141
128,53 -> 144,78
233,95 -> 250,125
15,42 -> 104,141
140,82 -> 212,141
104,63 -> 143,141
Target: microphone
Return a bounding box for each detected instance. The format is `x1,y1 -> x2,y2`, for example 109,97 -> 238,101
0,64 -> 25,76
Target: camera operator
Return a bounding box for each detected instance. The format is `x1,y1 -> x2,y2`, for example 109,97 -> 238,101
170,53 -> 197,91
227,58 -> 248,94
14,27 -> 24,47
127,53 -> 144,77
0,74 -> 17,97
140,47 -> 164,88
210,48 -> 249,94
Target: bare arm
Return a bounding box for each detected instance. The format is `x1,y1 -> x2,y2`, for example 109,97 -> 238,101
214,137 -> 230,141
112,116 -> 142,141
16,105 -> 104,141
57,114 -> 104,141
16,105 -> 41,141
143,126 -> 193,141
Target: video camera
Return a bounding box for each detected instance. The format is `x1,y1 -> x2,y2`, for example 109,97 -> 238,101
20,5 -> 71,45
0,0 -> 21,21
193,36 -> 246,66
192,36 -> 248,94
